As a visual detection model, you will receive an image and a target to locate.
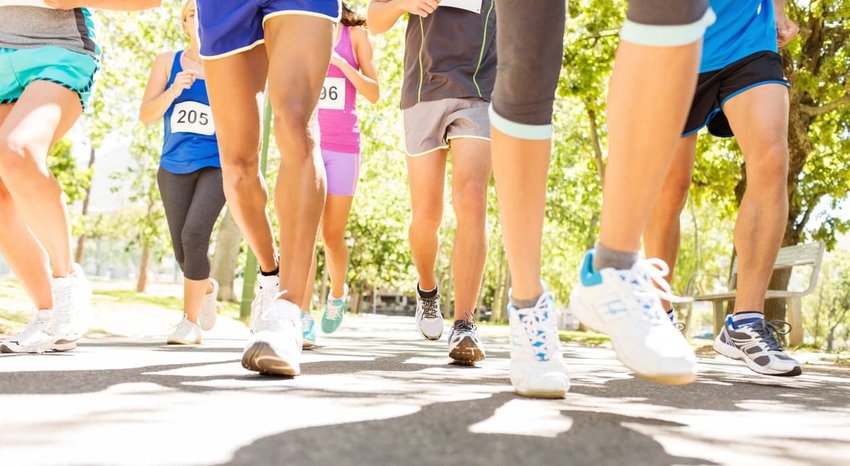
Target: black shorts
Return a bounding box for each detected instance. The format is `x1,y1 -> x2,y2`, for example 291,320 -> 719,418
683,51 -> 789,138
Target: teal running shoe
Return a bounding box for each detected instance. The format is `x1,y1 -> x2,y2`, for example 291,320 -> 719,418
321,284 -> 349,334
301,310 -> 317,349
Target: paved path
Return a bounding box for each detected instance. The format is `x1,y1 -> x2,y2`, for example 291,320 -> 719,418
1,314 -> 848,466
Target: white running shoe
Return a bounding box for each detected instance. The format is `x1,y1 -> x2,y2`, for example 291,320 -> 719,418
51,263 -> 92,344
167,316 -> 202,345
509,291 -> 570,398
569,250 -> 697,385
199,278 -> 219,331
251,273 -> 280,333
242,296 -> 302,376
0,310 -> 73,353
415,285 -> 443,340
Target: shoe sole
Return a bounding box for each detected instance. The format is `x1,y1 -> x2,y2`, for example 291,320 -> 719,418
167,339 -> 200,345
302,340 -> 316,350
242,341 -> 299,376
449,337 -> 486,365
0,340 -> 76,353
514,388 -> 567,399
713,339 -> 802,377
571,292 -> 696,385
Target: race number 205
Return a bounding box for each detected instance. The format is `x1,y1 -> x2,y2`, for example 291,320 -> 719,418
171,101 -> 215,135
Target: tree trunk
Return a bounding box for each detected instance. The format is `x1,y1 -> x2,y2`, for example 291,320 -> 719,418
74,146 -> 97,264
210,209 -> 242,302
136,242 -> 150,293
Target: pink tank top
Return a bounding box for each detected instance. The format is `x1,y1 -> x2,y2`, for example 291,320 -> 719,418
318,26 -> 360,153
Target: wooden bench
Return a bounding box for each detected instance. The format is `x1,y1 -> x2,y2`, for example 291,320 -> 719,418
692,242 -> 825,346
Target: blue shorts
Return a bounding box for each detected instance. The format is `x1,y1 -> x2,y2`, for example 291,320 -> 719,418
0,46 -> 99,109
197,0 -> 341,59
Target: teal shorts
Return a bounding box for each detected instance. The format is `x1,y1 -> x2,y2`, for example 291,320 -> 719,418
0,46 -> 99,109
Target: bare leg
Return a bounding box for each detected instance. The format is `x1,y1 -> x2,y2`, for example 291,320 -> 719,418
643,134 -> 698,310
448,138 -> 491,321
203,47 -> 278,273
598,41 -> 702,253
0,82 -> 84,278
264,16 -> 334,306
322,194 -> 354,298
406,150 -> 447,292
723,84 -> 790,312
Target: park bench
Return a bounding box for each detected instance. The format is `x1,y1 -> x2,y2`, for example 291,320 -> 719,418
692,242 -> 825,346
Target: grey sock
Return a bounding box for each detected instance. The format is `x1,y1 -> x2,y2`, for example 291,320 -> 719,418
593,243 -> 639,271
510,294 -> 541,310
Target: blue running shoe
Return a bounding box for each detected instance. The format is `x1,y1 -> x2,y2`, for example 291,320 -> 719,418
321,284 -> 348,334
301,311 -> 317,349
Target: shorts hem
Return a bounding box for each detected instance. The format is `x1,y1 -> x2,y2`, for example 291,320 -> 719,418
262,10 -> 341,26
489,105 -> 553,140
719,80 -> 790,108
621,8 -> 716,47
201,39 -> 265,60
406,145 -> 450,157
446,135 -> 491,143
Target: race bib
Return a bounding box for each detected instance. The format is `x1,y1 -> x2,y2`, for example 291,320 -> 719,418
440,0 -> 482,14
171,101 -> 215,136
318,77 -> 346,110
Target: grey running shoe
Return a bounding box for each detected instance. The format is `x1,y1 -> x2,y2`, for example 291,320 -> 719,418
714,316 -> 802,376
448,319 -> 486,364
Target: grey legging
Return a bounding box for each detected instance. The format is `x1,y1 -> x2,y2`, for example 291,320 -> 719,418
491,0 -> 710,135
156,166 -> 226,280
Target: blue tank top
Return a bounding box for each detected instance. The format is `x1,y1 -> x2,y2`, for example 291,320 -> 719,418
701,0 -> 778,73
161,51 -> 220,174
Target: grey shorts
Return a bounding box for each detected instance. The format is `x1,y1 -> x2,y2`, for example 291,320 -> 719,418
402,98 -> 490,157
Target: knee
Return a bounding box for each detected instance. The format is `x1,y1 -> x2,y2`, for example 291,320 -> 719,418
453,181 -> 488,223
221,157 -> 260,192
322,223 -> 347,248
179,230 -> 211,277
749,143 -> 789,187
0,135 -> 33,178
271,98 -> 314,146
410,205 -> 443,235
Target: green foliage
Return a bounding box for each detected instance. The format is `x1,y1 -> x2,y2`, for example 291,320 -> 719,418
48,138 -> 93,205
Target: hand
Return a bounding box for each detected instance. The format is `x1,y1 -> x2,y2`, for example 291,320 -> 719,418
396,0 -> 440,18
776,13 -> 799,47
43,0 -> 84,8
168,70 -> 198,99
330,51 -> 347,68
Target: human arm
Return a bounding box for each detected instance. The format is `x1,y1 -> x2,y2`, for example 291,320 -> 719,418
139,52 -> 197,125
332,26 -> 380,104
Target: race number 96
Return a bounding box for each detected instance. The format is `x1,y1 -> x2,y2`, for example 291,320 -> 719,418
318,77 -> 346,110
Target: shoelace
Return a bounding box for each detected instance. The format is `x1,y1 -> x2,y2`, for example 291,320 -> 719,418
51,280 -> 77,330
301,312 -> 313,329
18,312 -> 51,341
750,319 -> 792,352
454,319 -> 476,334
515,307 -> 557,362
325,299 -> 342,320
421,295 -> 439,319
624,259 -> 692,320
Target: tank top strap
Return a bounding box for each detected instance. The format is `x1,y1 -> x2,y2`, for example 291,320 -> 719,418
167,50 -> 183,85
338,26 -> 358,68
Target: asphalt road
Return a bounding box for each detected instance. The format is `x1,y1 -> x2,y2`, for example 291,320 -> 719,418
1,314 -> 848,466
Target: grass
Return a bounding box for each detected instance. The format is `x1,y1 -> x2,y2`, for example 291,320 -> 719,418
559,330 -> 611,347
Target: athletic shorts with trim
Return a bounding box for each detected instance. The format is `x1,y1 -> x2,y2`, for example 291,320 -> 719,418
323,149 -> 360,197
0,46 -> 99,109
197,0 -> 341,59
683,51 -> 789,138
403,98 -> 490,157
